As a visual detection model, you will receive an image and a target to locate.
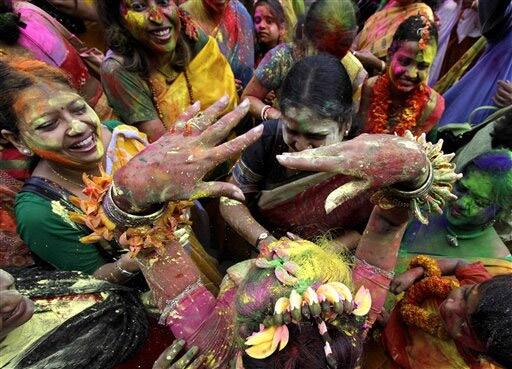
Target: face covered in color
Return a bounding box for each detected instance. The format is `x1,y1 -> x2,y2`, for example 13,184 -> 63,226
254,4 -> 284,48
388,40 -> 436,92
12,82 -> 104,168
438,284 -> 486,352
281,106 -> 348,152
120,0 -> 180,54
0,269 -> 34,341
446,168 -> 501,230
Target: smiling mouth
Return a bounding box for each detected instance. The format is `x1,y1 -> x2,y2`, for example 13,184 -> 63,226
68,134 -> 96,153
150,27 -> 172,42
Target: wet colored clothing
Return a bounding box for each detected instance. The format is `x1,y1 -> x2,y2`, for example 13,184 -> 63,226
401,214 -> 511,260
232,120 -> 373,238
13,2 -> 112,120
214,0 -> 255,87
101,36 -> 237,128
439,0 -> 512,126
254,43 -> 367,110
375,262 -> 503,369
15,180 -> 110,274
355,2 -> 434,59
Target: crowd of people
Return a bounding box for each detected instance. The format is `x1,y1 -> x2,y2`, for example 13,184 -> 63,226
0,0 -> 511,368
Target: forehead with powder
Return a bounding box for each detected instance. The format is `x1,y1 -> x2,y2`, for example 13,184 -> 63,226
13,82 -> 80,124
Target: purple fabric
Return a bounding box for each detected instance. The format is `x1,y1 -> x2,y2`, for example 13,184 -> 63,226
438,2 -> 512,127
429,0 -> 462,85
473,152 -> 512,172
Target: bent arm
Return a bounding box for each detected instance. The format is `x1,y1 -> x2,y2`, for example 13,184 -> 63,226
219,194 -> 276,251
242,77 -> 281,119
352,206 -> 410,324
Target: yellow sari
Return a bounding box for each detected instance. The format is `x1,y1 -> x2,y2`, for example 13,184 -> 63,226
149,36 -> 238,129
105,124 -> 222,292
355,3 -> 434,59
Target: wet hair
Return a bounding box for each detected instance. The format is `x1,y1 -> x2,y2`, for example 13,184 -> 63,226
7,267 -> 148,369
96,0 -> 193,77
243,322 -> 363,369
469,149 -> 512,210
302,0 -> 357,57
235,239 -> 361,369
0,0 -> 22,44
491,111 -> 512,150
388,15 -> 439,55
280,54 -> 353,126
0,58 -> 73,135
469,274 -> 512,368
253,0 -> 285,27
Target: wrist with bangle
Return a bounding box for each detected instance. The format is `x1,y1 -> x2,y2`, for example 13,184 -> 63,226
103,183 -> 165,228
115,258 -> 135,278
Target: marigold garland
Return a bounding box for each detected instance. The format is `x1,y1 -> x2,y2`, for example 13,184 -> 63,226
409,255 -> 441,277
400,256 -> 460,339
364,73 -> 431,136
69,167 -> 193,258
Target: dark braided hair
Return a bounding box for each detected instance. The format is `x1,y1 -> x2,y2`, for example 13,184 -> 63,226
280,54 -> 353,127
388,15 -> 439,55
469,274 -> 512,369
8,267 -> 149,369
243,321 -> 364,369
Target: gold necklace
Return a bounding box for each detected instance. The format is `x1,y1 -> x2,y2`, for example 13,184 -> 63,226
48,164 -> 85,189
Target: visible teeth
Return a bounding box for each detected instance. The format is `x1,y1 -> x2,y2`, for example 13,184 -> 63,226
72,136 -> 93,149
153,29 -> 170,37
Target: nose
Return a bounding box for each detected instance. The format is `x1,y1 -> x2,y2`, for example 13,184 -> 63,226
405,66 -> 418,80
67,118 -> 88,136
148,6 -> 164,24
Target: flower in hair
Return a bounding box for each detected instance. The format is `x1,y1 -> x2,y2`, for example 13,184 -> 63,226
244,325 -> 289,359
255,256 -> 299,286
244,283 -> 372,364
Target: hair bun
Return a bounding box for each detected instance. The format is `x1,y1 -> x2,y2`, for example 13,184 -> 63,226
0,12 -> 22,44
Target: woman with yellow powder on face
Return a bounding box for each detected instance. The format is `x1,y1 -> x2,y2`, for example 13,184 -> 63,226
97,0 -> 237,143
0,58 -> 261,288
357,15 -> 444,137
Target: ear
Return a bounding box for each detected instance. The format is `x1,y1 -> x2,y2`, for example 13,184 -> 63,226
1,129 -> 30,154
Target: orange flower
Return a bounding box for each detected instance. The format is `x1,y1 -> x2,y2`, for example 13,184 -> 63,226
398,266 -> 459,338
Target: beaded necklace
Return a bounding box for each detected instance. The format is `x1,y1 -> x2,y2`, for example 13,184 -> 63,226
148,68 -> 194,122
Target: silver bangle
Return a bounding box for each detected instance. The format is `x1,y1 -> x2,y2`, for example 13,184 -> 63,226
115,260 -> 134,277
102,184 -> 165,228
388,161 -> 433,199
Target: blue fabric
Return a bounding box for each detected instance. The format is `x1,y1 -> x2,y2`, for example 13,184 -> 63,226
438,1 -> 512,127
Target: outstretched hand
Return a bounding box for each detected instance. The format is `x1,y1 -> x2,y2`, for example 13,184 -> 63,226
153,340 -> 204,369
114,97 -> 263,211
276,133 -> 430,213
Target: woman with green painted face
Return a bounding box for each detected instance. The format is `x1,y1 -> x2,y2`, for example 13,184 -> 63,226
401,149 -> 512,260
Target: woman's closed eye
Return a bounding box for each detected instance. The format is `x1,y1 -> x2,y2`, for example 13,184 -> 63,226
35,119 -> 58,130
